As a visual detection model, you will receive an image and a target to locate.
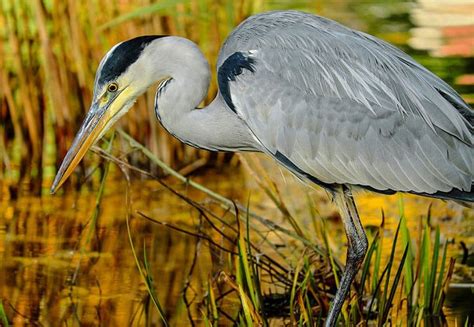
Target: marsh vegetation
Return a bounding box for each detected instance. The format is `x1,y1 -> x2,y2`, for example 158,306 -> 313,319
0,0 -> 473,325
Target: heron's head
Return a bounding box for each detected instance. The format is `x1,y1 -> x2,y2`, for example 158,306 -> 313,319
51,35 -> 170,193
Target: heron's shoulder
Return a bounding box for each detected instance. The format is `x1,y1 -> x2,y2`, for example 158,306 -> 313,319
235,10 -> 344,31
222,11 -> 341,43
217,52 -> 257,113
218,10 -> 378,66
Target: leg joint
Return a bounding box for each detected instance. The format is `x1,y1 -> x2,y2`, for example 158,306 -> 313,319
348,236 -> 368,263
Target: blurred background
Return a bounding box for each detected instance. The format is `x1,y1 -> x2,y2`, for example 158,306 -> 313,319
1,0 -> 473,195
0,0 -> 473,326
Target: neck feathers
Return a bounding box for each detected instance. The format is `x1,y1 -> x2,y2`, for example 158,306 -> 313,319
149,37 -> 210,125
147,37 -> 258,152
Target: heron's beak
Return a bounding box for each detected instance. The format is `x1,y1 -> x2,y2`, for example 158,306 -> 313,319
50,102 -> 113,194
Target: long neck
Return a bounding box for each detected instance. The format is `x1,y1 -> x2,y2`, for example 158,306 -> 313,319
151,37 -> 258,152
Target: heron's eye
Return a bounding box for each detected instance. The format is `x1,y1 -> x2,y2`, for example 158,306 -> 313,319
107,83 -> 118,93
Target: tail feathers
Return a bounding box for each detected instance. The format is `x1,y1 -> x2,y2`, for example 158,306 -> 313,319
412,185 -> 474,205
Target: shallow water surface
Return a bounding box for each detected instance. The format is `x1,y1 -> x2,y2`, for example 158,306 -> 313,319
1,172 -> 250,325
1,166 -> 473,325
1,0 -> 474,325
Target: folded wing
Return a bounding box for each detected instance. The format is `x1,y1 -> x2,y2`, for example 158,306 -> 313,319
217,11 -> 473,195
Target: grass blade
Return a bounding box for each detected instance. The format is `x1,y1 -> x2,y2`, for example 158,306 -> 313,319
433,240 -> 448,313
126,214 -> 168,326
100,0 -> 191,29
421,223 -> 430,312
0,300 -> 8,327
428,226 -> 440,310
378,216 -> 402,325
381,244 -> 409,322
399,199 -> 413,305
359,229 -> 379,294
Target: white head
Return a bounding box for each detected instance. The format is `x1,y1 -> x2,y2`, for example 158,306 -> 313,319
51,35 -> 210,193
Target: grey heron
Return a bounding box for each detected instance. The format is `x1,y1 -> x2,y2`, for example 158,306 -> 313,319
50,10 -> 473,326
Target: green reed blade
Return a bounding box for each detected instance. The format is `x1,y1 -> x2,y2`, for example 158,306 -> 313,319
399,199 -> 413,304
289,256 -> 303,322
381,244 -> 409,323
428,226 -> 440,310
235,258 -> 254,326
207,282 -> 218,325
86,133 -> 115,244
359,229 -> 380,294
421,223 -> 430,312
245,203 -> 265,320
126,209 -> 168,325
378,216 -> 402,325
100,0 -> 191,29
372,211 -> 386,293
366,256 -> 390,322
433,240 -> 448,313
202,313 -> 212,327
238,231 -> 257,310
0,300 -> 8,327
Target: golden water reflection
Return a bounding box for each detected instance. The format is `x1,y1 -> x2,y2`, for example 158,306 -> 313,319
1,0 -> 474,325
1,170 -> 248,326
1,163 -> 473,325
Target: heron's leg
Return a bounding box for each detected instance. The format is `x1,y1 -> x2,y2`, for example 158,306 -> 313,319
325,185 -> 368,327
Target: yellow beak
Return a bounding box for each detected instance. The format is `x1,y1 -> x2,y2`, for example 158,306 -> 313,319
50,103 -> 112,194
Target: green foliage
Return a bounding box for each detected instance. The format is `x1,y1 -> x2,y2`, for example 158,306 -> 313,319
199,200 -> 454,325
358,199 -> 453,326
100,0 -> 192,29
109,131 -> 457,326
126,215 -> 169,326
0,300 -> 9,327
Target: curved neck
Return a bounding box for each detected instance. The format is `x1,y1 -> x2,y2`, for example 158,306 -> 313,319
148,37 -> 210,126
150,37 -> 258,152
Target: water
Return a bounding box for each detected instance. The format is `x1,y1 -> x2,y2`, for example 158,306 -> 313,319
1,173 -> 248,325
2,164 -> 473,325
1,1 -> 473,325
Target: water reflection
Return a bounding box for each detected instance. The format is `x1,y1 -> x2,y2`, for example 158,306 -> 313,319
1,173 -> 248,325
1,1 -> 474,326
1,165 -> 472,325
410,0 -> 474,105
410,0 -> 474,57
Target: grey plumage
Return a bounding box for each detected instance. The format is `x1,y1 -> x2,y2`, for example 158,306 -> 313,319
52,10 -> 474,327
217,11 -> 473,198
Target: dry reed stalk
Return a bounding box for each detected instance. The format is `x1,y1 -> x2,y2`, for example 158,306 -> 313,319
2,0 -> 244,189
0,68 -> 22,145
5,7 -> 40,159
34,0 -> 72,177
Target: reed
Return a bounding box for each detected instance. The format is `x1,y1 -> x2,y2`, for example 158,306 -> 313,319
1,2 -> 467,324
2,0 -> 469,197
355,200 -> 454,326
0,300 -> 8,327
0,0 -> 264,194
99,132 -> 455,325
198,204 -> 454,326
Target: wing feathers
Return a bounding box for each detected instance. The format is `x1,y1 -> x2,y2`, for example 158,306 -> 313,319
217,11 -> 473,195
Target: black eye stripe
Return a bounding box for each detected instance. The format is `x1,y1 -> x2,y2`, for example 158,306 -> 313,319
98,35 -> 168,86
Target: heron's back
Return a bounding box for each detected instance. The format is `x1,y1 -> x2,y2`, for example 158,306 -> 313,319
216,11 -> 473,201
